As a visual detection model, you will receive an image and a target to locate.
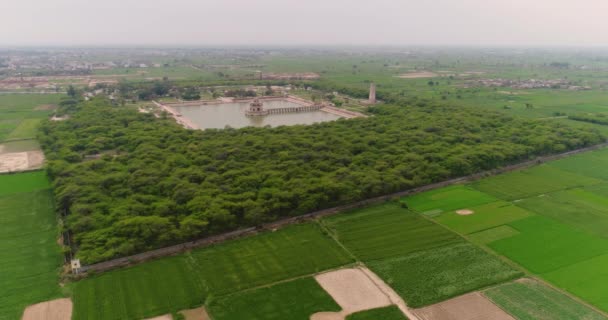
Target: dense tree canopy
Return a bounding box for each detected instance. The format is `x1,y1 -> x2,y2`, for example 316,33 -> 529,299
39,98 -> 604,263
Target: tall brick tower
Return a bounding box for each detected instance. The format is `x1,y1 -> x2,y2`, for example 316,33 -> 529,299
369,83 -> 376,104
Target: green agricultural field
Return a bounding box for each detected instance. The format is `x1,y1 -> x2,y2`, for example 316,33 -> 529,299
208,277 -> 341,320
485,279 -> 607,320
549,148 -> 608,180
489,216 -> 608,274
0,182 -> 62,319
322,203 -> 461,261
72,256 -> 207,320
404,185 -> 497,215
435,201 -> 532,234
72,223 -> 353,320
468,225 -> 520,245
544,254 -> 608,313
7,118 -> 42,140
517,188 -> 608,238
368,242 -> 522,308
471,165 -> 602,200
0,171 -> 51,196
346,306 -> 408,320
0,94 -> 62,142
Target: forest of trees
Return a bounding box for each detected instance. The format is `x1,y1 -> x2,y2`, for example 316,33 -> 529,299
39,98 -> 605,264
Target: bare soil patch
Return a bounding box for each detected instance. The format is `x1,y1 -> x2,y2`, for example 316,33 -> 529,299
0,151 -> 45,173
22,298 -> 72,320
397,71 -> 438,79
144,315 -> 172,320
414,292 -> 514,320
315,268 -> 392,314
456,209 -> 474,216
179,307 -> 210,320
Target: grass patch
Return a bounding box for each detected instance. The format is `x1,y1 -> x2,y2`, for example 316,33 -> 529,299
468,225 -> 520,244
7,119 -> 42,140
403,185 -> 497,214
489,216 -> 608,274
346,306 -> 408,320
323,203 -> 461,261
0,189 -> 62,320
471,165 -> 602,200
72,223 -> 353,320
368,242 -> 522,308
485,279 -> 607,320
0,171 -> 50,196
0,139 -> 41,153
544,254 -> 608,313
435,201 -> 532,234
208,277 -> 340,320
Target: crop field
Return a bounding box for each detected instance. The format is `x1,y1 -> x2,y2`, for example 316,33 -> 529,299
322,203 -> 461,261
0,174 -> 62,320
72,223 -> 353,320
208,277 -> 341,320
489,216 -> 608,274
368,242 -> 522,308
0,171 -> 52,196
549,148 -> 608,180
404,185 -> 497,215
346,306 -> 408,320
544,254 -> 608,313
412,147 -> 608,314
516,188 -> 608,238
471,165 -> 602,200
0,94 -> 61,142
485,279 -> 607,320
435,200 -> 532,234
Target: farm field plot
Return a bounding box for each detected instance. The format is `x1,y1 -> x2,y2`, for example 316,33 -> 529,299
489,216 -> 608,274
72,223 -> 353,320
471,165 -> 602,200
485,279 -> 607,320
435,201 -> 532,234
72,256 -> 207,320
549,148 -> 608,180
322,203 -> 461,261
0,170 -> 52,196
208,277 -> 341,320
517,188 -> 608,238
368,242 -> 522,308
544,254 -> 608,313
468,225 -> 520,245
404,185 -> 497,215
0,178 -> 62,320
0,94 -> 61,142
346,306 -> 408,320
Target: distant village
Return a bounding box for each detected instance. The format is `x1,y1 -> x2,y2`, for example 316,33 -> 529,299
466,78 -> 591,90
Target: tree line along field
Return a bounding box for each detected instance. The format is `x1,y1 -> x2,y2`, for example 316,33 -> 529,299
0,171 -> 63,320
403,147 -> 608,315
38,97 -> 605,264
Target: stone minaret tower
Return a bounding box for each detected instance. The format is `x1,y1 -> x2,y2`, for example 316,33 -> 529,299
369,83 -> 376,104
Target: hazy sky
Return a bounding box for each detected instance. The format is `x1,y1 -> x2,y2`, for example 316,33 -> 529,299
2,0 -> 608,47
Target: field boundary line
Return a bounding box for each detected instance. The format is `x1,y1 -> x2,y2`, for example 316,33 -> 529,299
76,141 -> 608,275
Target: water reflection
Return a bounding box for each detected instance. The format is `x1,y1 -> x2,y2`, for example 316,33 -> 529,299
173,100 -> 342,129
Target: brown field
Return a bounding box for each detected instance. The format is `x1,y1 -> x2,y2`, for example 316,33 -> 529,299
179,307 -> 211,320
0,151 -> 45,173
22,298 -> 72,320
